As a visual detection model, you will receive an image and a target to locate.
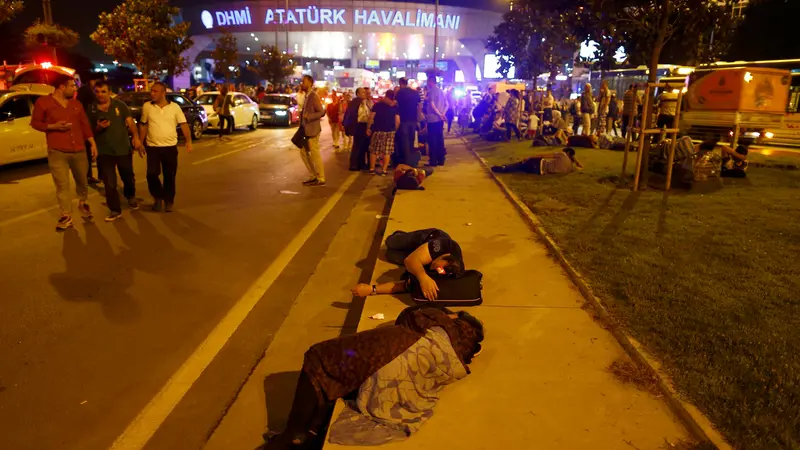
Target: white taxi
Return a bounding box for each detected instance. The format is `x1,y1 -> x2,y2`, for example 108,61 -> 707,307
0,89 -> 48,166
194,92 -> 260,131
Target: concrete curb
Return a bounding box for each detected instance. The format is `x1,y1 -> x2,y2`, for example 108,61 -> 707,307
464,138 -> 731,450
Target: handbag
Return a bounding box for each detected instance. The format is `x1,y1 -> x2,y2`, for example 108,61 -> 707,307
408,270 -> 483,307
291,125 -> 306,149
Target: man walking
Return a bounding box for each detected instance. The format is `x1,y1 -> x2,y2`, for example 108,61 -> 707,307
425,74 -> 447,166
77,73 -> 104,184
395,77 -> 421,166
31,75 -> 98,231
88,80 -> 142,221
298,75 -> 326,186
326,93 -> 342,151
622,84 -> 636,139
138,82 -> 192,212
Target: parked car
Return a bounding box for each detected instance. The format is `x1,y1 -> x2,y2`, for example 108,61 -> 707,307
259,94 -> 300,127
116,91 -> 208,140
195,92 -> 260,131
0,89 -> 47,166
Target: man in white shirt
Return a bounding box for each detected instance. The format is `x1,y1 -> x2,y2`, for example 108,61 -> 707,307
138,82 -> 192,212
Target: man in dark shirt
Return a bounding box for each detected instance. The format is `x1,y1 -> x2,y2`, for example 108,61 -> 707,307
77,74 -> 105,184
395,77 -> 421,166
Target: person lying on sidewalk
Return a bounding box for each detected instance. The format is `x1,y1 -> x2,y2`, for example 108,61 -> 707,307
352,228 -> 465,300
393,163 -> 432,190
491,147 -> 583,175
264,306 -> 484,449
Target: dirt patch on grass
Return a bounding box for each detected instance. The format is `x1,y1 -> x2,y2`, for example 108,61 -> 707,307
608,358 -> 661,397
532,198 -> 569,213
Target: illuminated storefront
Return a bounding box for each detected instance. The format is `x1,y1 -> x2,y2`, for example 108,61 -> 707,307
175,0 -> 506,88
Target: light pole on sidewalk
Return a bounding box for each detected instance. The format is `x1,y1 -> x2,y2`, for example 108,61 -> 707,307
432,0 -> 439,78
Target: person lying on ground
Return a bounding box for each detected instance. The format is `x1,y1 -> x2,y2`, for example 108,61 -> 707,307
491,147 -> 583,175
720,143 -> 749,178
567,133 -> 599,148
352,228 -> 464,300
264,306 -> 484,449
393,163 -> 432,190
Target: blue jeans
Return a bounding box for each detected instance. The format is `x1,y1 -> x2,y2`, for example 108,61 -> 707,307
397,121 -> 417,166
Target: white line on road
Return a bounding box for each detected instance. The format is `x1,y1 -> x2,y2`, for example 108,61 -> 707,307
191,142 -> 262,165
109,172 -> 359,450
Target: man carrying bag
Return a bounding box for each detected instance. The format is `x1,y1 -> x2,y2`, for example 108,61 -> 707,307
294,75 -> 326,186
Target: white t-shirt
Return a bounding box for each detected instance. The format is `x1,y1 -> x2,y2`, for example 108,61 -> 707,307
528,114 -> 539,131
141,101 -> 186,147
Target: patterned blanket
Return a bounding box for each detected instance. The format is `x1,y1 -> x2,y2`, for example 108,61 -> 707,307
328,327 -> 469,445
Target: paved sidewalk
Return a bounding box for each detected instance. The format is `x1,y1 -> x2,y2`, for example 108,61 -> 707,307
324,138 -> 688,449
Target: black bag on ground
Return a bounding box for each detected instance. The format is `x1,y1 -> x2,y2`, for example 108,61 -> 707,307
408,270 -> 483,307
291,125 -> 306,149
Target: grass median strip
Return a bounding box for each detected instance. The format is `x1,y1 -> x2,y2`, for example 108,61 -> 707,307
471,137 -> 800,450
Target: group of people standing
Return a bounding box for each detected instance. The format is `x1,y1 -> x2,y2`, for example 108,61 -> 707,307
31,75 -> 192,230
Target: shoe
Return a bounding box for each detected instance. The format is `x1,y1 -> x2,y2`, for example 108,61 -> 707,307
302,178 -> 318,186
152,199 -> 163,212
56,215 -> 73,231
311,180 -> 326,186
164,202 -> 173,213
127,198 -> 140,210
79,201 -> 93,218
88,177 -> 101,185
105,211 -> 122,222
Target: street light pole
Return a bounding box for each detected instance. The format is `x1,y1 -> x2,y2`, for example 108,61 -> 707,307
42,0 -> 57,64
432,0 -> 439,78
285,0 -> 289,55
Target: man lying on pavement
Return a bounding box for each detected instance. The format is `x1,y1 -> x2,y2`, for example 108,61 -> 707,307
491,147 -> 583,175
352,228 -> 464,300
393,163 -> 432,190
264,306 -> 484,449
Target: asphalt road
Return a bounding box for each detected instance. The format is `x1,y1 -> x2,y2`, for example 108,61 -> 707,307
0,124 -> 385,449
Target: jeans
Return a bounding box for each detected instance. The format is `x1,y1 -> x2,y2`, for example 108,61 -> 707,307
492,157 -> 542,174
446,108 -> 454,132
349,122 -> 369,170
219,115 -> 233,135
86,143 -> 98,180
505,122 -> 521,141
146,146 -> 178,203
385,228 -> 449,265
397,121 -> 417,166
329,121 -> 341,147
97,153 -> 136,213
427,120 -> 445,165
301,134 -> 325,182
48,149 -> 89,215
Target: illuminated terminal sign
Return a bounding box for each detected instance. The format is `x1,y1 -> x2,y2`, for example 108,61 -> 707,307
200,6 -> 461,30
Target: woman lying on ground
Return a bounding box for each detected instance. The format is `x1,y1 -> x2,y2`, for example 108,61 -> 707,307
491,147 -> 583,175
264,306 -> 484,449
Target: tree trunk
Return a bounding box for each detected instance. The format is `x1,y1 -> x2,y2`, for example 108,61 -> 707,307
638,0 -> 672,190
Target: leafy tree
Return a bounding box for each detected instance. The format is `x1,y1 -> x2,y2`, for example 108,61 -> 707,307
0,0 -> 23,24
211,29 -> 238,82
91,0 -> 193,79
23,20 -> 79,49
248,44 -> 294,85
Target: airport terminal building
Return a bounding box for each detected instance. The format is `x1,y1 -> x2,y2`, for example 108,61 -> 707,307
174,0 -> 508,89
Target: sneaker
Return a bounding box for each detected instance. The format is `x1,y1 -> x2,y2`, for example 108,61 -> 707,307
79,202 -> 93,218
164,202 -> 173,213
88,177 -> 101,185
56,215 -> 73,231
127,198 -> 140,210
302,178 -> 318,186
311,180 -> 326,186
152,199 -> 163,212
105,211 -> 122,222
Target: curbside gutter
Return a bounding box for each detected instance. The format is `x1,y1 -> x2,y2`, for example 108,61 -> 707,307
464,138 -> 731,450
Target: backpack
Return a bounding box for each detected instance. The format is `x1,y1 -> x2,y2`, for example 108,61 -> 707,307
408,270 -> 483,307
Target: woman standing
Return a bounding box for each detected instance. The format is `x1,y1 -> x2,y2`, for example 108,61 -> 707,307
542,88 -> 555,122
607,93 -> 620,137
580,84 -> 594,136
596,81 -> 610,135
346,88 -> 372,171
213,84 -> 233,137
340,92 -> 352,151
367,90 -> 400,175
503,89 -> 522,141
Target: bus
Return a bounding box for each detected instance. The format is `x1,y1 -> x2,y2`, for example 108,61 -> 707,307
590,65 -> 694,96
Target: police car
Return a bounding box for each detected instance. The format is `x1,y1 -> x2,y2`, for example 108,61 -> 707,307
0,88 -> 48,166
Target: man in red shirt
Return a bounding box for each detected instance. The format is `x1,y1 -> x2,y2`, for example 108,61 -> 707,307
326,93 -> 341,151
31,75 -> 98,231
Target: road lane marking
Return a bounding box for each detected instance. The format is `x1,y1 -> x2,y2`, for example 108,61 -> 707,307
109,172 -> 359,450
191,142 -> 262,165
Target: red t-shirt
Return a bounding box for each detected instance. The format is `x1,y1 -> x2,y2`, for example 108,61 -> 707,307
31,95 -> 93,152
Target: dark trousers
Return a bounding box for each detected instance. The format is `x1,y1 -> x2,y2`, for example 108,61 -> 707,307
572,117 -> 581,136
97,153 -> 136,213
219,115 -> 234,135
349,123 -> 369,170
657,114 -> 674,130
427,120 -> 445,165
446,109 -> 455,132
505,122 -> 521,141
146,146 -> 178,203
86,143 -> 100,180
492,157 -> 543,174
397,121 -> 417,166
264,371 -> 332,449
622,115 -> 631,138
385,228 -> 448,265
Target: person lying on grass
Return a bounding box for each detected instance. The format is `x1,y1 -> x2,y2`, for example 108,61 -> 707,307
352,228 -> 464,300
720,143 -> 749,178
264,306 -> 484,449
491,147 -> 583,175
